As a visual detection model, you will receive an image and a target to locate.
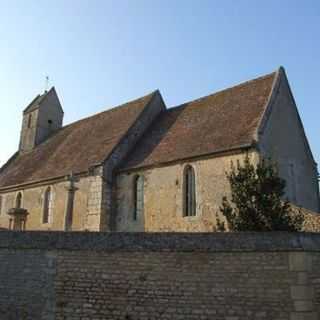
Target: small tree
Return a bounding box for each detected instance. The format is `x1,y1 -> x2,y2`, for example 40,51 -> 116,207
217,155 -> 304,232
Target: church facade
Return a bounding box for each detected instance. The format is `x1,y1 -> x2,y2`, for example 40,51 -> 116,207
0,67 -> 319,231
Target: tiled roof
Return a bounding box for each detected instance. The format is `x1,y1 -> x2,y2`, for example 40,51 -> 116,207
0,92 -> 156,188
0,70 -> 278,188
121,72 -> 277,170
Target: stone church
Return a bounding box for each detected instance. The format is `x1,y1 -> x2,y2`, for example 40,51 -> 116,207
0,67 -> 319,232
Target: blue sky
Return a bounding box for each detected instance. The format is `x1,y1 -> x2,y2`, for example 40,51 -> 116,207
0,0 -> 319,167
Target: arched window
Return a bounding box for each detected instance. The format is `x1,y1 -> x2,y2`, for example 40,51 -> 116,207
43,187 -> 53,224
16,192 -> 22,209
133,175 -> 144,220
183,165 -> 196,216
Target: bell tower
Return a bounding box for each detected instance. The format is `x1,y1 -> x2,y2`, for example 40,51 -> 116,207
19,87 -> 64,152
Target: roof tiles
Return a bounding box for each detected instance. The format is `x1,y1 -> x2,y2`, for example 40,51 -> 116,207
0,70 -> 277,188
0,92 -> 155,188
121,72 -> 276,170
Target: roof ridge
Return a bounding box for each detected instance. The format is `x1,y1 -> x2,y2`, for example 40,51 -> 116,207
60,90 -> 157,130
168,70 -> 277,111
0,152 -> 19,175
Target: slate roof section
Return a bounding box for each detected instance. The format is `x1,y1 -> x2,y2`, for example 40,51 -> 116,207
121,71 -> 277,170
0,92 -> 156,188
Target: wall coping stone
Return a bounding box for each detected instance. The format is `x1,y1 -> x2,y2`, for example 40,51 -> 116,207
0,231 -> 320,252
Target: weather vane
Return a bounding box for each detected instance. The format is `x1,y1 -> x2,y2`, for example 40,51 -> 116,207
45,75 -> 49,92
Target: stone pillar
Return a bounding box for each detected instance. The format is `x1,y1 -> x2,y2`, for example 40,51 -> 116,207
7,208 -> 29,231
85,176 -> 104,231
64,173 -> 78,232
289,252 -> 318,320
84,164 -> 111,232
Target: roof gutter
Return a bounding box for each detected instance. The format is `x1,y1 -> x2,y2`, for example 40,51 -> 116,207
0,170 -> 91,193
118,143 -> 255,174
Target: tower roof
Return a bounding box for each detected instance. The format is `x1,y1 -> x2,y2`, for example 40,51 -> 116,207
23,87 -> 56,114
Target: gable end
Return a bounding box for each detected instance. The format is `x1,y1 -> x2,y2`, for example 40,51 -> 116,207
257,66 -> 316,166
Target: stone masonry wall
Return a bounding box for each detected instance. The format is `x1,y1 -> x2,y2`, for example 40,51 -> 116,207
0,175 -> 103,231
116,149 -> 320,233
116,151 -> 259,232
0,232 -> 319,320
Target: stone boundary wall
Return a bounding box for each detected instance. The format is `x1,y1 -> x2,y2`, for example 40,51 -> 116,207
0,231 -> 319,320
